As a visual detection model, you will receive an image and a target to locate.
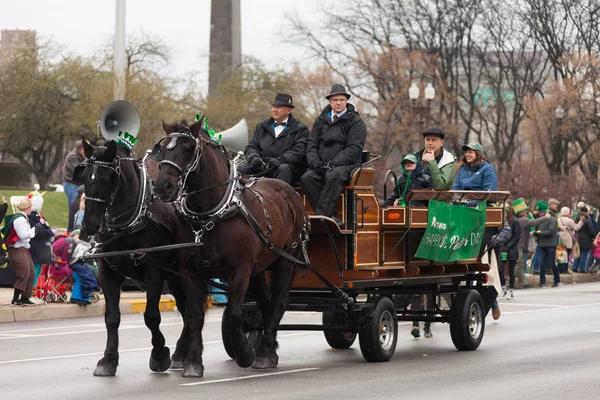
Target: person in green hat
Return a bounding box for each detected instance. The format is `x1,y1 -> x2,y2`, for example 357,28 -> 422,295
452,143 -> 497,191
381,153 -> 434,207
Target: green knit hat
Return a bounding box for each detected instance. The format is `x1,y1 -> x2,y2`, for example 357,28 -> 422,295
512,198 -> 528,213
535,201 -> 549,212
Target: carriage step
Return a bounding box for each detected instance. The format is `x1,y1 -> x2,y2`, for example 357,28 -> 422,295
308,216 -> 353,235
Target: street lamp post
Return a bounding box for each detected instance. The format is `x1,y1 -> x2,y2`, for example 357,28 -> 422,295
408,82 -> 435,125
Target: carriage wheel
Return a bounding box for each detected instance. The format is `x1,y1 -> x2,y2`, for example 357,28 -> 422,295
450,289 -> 485,351
90,293 -> 100,304
221,307 -> 263,360
358,297 -> 398,362
322,311 -> 357,349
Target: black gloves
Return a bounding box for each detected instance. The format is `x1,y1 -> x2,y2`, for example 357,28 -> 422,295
311,161 -> 324,171
250,157 -> 265,168
266,157 -> 282,170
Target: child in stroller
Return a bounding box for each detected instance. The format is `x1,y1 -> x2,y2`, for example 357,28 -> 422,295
50,233 -> 98,305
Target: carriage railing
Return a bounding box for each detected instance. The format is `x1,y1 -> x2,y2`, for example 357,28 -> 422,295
405,190 -> 511,204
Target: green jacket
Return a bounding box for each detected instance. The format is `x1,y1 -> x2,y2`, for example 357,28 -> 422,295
417,148 -> 456,190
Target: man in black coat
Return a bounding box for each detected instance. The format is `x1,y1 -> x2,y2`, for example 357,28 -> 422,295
238,93 -> 309,185
301,84 -> 367,226
573,206 -> 596,273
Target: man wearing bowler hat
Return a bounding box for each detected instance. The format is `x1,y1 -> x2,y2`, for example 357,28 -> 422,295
416,128 -> 456,190
238,93 -> 309,185
301,84 -> 368,227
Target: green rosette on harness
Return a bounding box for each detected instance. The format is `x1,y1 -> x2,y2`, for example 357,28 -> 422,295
196,114 -> 222,144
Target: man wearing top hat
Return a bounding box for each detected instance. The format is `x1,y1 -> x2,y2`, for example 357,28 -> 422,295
416,128 -> 456,190
301,84 -> 368,226
238,93 -> 309,185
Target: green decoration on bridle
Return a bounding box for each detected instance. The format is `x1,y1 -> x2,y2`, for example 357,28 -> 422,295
116,130 -> 138,150
195,114 -> 222,144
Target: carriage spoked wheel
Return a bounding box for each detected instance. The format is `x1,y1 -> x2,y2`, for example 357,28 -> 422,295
358,296 -> 398,362
449,289 -> 485,351
322,311 -> 357,349
221,307 -> 264,360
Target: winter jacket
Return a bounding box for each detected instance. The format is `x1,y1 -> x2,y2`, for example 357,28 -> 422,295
558,215 -> 583,249
244,113 -> 309,168
516,215 -> 547,251
28,211 -> 54,265
2,212 -> 36,249
415,148 -> 456,190
50,236 -> 73,277
537,215 -> 558,248
381,168 -> 433,207
592,234 -> 600,259
452,161 -> 498,191
577,217 -> 596,250
306,103 -> 367,168
503,217 -> 521,261
63,149 -> 85,183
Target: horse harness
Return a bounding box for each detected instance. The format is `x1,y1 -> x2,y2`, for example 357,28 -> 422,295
158,130 -> 311,268
80,153 -> 178,273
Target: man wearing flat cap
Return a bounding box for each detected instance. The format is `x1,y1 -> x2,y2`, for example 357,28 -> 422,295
415,128 -> 456,190
238,93 -> 309,185
301,84 -> 368,226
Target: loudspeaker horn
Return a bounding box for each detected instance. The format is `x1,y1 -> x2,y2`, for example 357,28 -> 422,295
99,100 -> 141,142
218,119 -> 249,153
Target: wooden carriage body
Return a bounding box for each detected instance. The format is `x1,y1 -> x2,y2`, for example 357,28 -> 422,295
291,166 -> 509,290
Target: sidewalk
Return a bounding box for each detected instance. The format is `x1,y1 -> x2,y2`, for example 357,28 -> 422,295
0,272 -> 598,324
0,288 -> 177,323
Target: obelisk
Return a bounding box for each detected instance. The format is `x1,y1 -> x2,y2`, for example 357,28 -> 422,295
209,0 -> 241,97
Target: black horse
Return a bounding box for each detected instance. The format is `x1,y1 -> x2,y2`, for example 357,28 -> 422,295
78,139 -> 189,376
154,119 -> 309,377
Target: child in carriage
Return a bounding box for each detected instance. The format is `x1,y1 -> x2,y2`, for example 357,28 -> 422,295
51,232 -> 98,305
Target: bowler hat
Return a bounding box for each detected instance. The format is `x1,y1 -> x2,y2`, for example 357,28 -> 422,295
271,93 -> 294,108
325,84 -> 351,100
422,128 -> 445,139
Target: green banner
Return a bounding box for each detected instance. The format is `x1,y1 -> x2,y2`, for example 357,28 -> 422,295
415,200 -> 487,262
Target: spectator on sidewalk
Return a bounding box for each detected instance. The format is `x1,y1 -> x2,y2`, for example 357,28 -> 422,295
67,185 -> 84,232
72,194 -> 85,232
548,198 -> 560,218
502,206 -> 521,299
573,207 -> 595,273
26,191 -> 54,301
512,198 -> 548,287
63,143 -> 86,211
588,232 -> 600,274
557,207 -> 584,273
535,201 -> 561,287
1,198 -> 44,306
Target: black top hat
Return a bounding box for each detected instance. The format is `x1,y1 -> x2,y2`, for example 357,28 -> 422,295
422,127 -> 445,139
271,93 -> 294,108
325,84 -> 351,100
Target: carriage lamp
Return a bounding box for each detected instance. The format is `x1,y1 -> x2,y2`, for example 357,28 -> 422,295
408,82 -> 435,124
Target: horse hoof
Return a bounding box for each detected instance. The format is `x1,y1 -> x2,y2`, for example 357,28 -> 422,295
170,359 -> 184,370
93,364 -> 117,377
235,348 -> 256,369
182,363 -> 204,378
149,347 -> 171,372
252,356 -> 278,369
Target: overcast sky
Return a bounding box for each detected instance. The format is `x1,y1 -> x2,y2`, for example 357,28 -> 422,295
1,0 -> 323,92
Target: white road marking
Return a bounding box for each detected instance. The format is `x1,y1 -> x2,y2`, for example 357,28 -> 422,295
179,368 -> 320,386
0,332 -> 317,365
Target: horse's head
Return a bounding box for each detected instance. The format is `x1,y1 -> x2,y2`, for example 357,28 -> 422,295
154,118 -> 206,202
75,138 -> 120,235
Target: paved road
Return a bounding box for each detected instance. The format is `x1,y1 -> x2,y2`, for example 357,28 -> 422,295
1,283 -> 600,400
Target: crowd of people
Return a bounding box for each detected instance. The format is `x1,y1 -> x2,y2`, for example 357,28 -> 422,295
0,143 -> 96,307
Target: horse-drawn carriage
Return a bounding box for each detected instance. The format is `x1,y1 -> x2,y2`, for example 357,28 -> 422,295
77,102 -> 508,377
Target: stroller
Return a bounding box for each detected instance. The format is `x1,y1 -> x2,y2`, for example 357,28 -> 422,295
41,235 -> 99,304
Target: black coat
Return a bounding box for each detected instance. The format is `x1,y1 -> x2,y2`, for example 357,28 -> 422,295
244,113 -> 309,168
503,217 -> 521,261
381,170 -> 433,207
28,211 -> 54,265
577,217 -> 596,249
306,103 -> 367,168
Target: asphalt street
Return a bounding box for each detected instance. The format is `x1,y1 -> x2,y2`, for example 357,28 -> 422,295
1,282 -> 600,400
